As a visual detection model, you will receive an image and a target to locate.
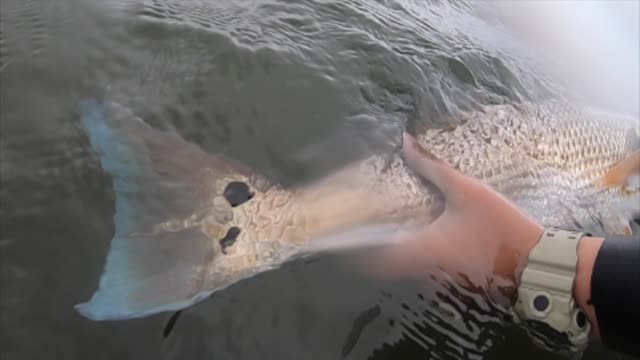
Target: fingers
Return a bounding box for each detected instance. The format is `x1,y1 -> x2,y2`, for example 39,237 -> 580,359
401,133 -> 474,205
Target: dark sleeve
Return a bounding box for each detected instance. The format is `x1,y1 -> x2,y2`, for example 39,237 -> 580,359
590,234 -> 640,358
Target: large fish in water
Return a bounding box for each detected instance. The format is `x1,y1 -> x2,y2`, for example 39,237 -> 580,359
75,100 -> 639,321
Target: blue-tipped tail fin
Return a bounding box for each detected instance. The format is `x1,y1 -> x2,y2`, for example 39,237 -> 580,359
75,101 -> 263,320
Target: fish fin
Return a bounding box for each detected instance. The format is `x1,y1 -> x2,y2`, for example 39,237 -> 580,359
601,214 -> 634,236
75,100 -> 265,321
604,222 -> 633,237
601,150 -> 640,189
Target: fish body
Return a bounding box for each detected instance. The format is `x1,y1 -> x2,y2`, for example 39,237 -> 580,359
75,100 -> 639,321
418,102 -> 640,235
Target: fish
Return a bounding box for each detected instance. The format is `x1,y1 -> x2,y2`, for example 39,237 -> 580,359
74,100 -> 639,321
416,103 -> 640,236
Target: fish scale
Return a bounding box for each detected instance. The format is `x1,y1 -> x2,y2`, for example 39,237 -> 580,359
414,102 -> 638,234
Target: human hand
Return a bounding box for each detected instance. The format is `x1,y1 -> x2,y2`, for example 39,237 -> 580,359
379,133 -> 544,304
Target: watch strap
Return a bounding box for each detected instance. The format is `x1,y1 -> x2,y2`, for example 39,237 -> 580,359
513,227 -> 591,353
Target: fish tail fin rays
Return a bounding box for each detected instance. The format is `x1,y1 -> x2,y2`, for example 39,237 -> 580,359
74,228 -> 215,321
75,100 -> 259,320
601,150 -> 640,190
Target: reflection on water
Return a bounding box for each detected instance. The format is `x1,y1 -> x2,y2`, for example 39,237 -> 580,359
0,0 -> 636,359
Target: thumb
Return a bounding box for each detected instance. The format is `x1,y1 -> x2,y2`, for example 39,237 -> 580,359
401,133 -> 477,207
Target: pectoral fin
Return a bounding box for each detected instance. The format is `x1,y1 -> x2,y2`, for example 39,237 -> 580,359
602,150 -> 640,189
601,215 -> 635,236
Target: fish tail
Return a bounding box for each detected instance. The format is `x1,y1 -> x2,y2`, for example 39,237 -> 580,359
75,100 -> 241,320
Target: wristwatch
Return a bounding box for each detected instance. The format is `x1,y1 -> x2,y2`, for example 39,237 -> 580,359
513,227 -> 591,354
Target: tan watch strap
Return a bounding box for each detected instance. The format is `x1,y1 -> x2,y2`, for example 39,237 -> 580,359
513,227 -> 591,354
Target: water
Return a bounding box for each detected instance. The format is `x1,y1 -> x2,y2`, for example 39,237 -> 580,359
0,0 -> 636,359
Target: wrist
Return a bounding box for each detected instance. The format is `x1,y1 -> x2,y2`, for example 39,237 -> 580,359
513,228 -> 594,354
573,236 -> 604,338
513,222 -> 545,287
489,222 -> 543,305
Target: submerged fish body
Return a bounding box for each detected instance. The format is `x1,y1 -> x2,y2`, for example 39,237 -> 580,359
75,100 -> 639,321
418,102 -> 640,235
